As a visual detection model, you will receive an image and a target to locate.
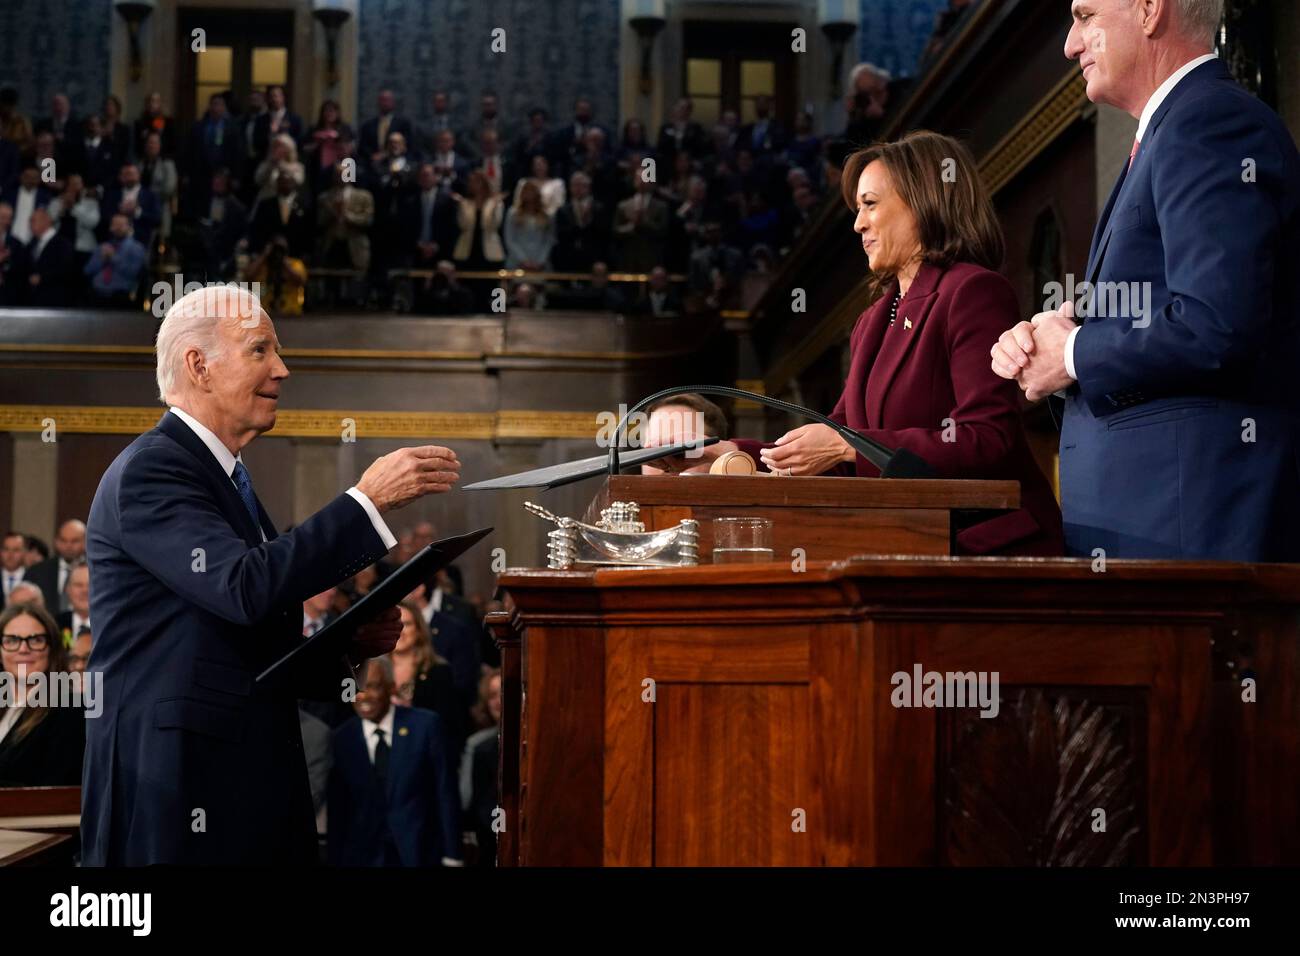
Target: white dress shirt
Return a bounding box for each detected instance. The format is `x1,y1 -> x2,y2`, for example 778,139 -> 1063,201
69,610 -> 90,635
1063,53 -> 1218,381
2,567 -> 24,599
361,706 -> 396,763
168,407 -> 396,549
12,187 -> 37,243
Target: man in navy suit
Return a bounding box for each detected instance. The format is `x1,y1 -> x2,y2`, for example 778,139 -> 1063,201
99,162 -> 161,250
327,656 -> 462,866
358,90 -> 416,167
993,0 -> 1300,561
82,286 -> 462,865
251,84 -> 305,159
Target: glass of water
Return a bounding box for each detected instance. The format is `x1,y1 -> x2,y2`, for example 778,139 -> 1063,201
711,517 -> 775,563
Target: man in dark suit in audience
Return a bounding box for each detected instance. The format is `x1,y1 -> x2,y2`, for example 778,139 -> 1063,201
252,84 -> 304,158
547,97 -> 609,176
554,170 -> 608,271
23,208 -> 75,307
631,266 -> 685,317
184,93 -> 244,209
460,90 -> 511,162
613,175 -> 669,273
250,168 -> 312,258
99,162 -> 161,249
25,519 -> 84,613
195,168 -> 248,281
359,89 -> 416,166
0,201 -> 27,305
76,115 -> 120,190
327,657 -> 462,866
737,94 -> 788,156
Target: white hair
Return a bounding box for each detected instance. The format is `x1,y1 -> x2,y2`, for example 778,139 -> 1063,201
1176,0 -> 1223,46
849,62 -> 892,86
155,285 -> 264,404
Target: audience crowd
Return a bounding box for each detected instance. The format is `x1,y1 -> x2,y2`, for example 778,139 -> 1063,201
0,85 -> 845,317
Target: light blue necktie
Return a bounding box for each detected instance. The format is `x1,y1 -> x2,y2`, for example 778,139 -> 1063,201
231,461 -> 261,532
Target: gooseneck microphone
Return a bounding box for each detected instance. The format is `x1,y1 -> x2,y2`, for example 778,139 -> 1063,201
606,384 -> 934,479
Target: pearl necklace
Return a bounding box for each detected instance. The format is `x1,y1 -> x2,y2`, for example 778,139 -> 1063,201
888,290 -> 903,327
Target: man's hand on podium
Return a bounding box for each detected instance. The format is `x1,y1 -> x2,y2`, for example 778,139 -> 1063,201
356,445 -> 461,511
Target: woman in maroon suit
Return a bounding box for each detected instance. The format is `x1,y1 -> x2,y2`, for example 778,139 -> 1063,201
737,131 -> 1062,554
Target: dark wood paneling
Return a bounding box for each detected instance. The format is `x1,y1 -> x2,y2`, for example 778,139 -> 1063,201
56,434 -> 133,524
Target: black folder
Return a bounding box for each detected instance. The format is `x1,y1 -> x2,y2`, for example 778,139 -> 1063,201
256,526 -> 494,686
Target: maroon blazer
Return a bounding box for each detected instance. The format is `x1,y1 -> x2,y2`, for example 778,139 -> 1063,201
740,260 -> 1063,556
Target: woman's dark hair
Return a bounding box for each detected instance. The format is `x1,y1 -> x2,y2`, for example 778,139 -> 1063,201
840,129 -> 1004,285
0,602 -> 68,745
316,99 -> 341,128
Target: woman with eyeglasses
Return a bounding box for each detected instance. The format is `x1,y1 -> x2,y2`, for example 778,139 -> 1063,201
0,602 -> 85,786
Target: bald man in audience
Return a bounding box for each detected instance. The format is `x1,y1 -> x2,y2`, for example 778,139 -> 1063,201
25,519 -> 84,613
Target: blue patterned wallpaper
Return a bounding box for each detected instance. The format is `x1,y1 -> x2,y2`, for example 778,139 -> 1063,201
0,0 -> 112,117
858,0 -> 953,79
358,0 -> 622,133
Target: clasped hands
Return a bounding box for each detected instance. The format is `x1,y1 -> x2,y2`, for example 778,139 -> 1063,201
990,299 -> 1077,402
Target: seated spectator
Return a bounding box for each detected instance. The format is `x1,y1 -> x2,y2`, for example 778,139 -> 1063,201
253,133 -> 306,204
510,107 -> 550,170
574,127 -> 620,207
253,84 -> 305,157
428,129 -> 469,196
547,260 -> 626,312
739,94 -> 788,155
100,162 -> 161,250
35,92 -> 78,151
194,168 -> 248,281
784,111 -> 822,185
55,564 -> 91,639
139,132 -> 178,244
5,582 -> 44,607
391,600 -> 465,751
613,174 -> 668,273
326,656 -> 462,867
67,628 -> 92,675
553,170 -> 608,271
617,117 -> 654,167
407,162 -> 456,269
250,168 -> 311,257
512,154 -> 565,216
414,260 -> 476,316
688,221 -> 744,309
99,94 -> 132,170
24,207 -> 75,306
2,164 -> 52,245
0,602 -> 86,786
84,212 -> 147,307
0,202 -> 28,305
303,99 -> 353,192
657,97 -> 708,162
133,91 -> 177,158
631,265 -> 684,317
509,280 -> 543,310
504,181 -> 556,271
243,233 -> 307,316
657,150 -> 695,208
316,161 -> 374,276
183,93 -> 244,209
404,581 -> 480,709
460,668 -> 502,867
473,128 -> 514,198
547,95 -> 607,174
0,86 -> 33,155
451,169 -> 505,271
420,89 -> 455,151
667,174 -> 713,271
461,90 -> 512,163
49,174 -> 100,276
359,89 -> 416,166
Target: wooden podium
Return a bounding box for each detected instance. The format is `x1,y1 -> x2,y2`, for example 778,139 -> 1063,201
586,474 -> 1020,559
491,478 -> 1300,867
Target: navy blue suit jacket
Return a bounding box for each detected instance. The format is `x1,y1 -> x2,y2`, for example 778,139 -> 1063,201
326,706 -> 461,866
82,411 -> 390,865
1061,59 -> 1300,560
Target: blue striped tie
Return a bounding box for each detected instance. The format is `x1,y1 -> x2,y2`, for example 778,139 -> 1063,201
231,461 -> 261,532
